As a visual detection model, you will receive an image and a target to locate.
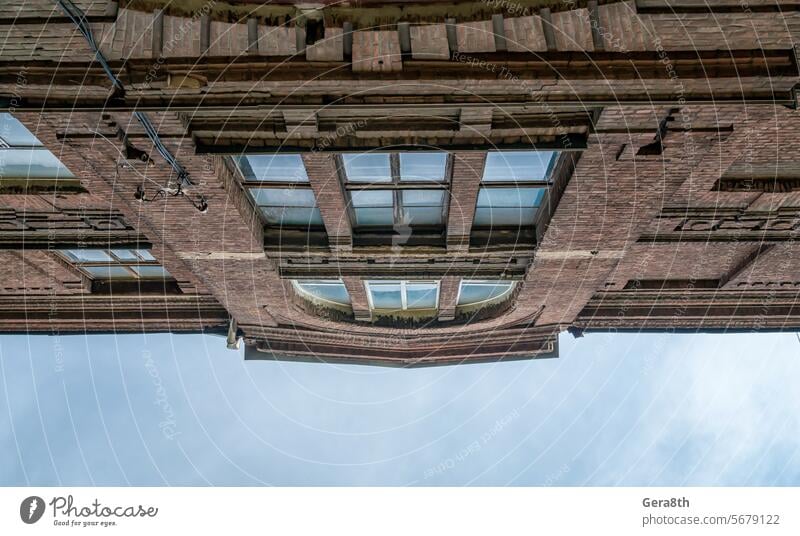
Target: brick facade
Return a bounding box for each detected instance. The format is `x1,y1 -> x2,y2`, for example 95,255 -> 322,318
3,0 -> 800,365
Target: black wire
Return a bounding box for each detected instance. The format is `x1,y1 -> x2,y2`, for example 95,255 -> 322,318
55,0 -> 124,93
133,111 -> 192,187
59,0 -> 204,207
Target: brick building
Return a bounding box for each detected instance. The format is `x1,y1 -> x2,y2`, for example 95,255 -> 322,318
2,0 -> 800,366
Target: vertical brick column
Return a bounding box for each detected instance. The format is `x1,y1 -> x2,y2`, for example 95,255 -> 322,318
446,152 -> 485,251
437,276 -> 461,321
342,277 -> 371,321
302,153 -> 353,252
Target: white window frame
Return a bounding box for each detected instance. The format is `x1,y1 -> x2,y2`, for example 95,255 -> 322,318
365,280 -> 440,312
456,280 -> 516,307
58,249 -> 172,280
292,279 -> 351,307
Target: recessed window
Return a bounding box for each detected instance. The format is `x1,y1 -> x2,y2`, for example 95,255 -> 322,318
236,154 -> 324,231
61,249 -> 172,280
293,279 -> 351,306
341,153 -> 392,183
473,187 -> 546,227
341,152 -> 449,234
365,280 -> 439,313
473,150 -> 557,229
457,280 -> 515,307
399,152 -> 448,181
250,188 -> 323,226
482,151 -> 556,182
0,113 -> 75,181
235,154 -> 309,182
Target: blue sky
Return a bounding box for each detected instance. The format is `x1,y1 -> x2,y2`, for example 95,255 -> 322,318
1,330 -> 798,486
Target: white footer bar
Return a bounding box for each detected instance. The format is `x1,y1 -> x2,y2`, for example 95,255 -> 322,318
1,488 -> 796,535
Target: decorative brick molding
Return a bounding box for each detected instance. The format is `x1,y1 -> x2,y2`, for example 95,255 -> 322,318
0,208 -> 145,249
640,208 -> 800,242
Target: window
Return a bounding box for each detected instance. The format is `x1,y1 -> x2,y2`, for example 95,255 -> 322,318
482,151 -> 556,182
341,152 -> 449,231
473,187 -> 546,227
292,280 -> 351,306
236,154 -> 309,182
473,150 -> 557,228
60,249 -> 172,280
457,280 -> 515,307
235,154 -> 324,229
0,113 -> 75,183
365,280 -> 439,313
250,188 -> 323,227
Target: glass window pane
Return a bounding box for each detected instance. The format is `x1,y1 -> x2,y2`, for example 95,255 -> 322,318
83,266 -> 133,279
297,282 -> 351,305
251,187 -> 318,208
476,187 -> 545,208
401,189 -> 444,206
132,265 -> 172,278
0,113 -> 42,146
110,249 -> 139,261
342,153 -> 392,183
0,148 -> 75,179
399,152 -> 447,181
63,249 -> 113,262
482,151 -> 557,181
354,207 -> 394,226
473,206 -> 538,227
369,283 -> 403,310
350,189 -> 393,207
402,206 -> 443,226
238,155 -> 308,182
135,249 -> 157,261
458,281 -> 514,305
261,206 -> 324,226
405,283 -> 438,309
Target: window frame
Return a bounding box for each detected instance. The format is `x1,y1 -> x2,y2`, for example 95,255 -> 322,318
470,148 -> 574,251
456,280 -> 516,308
481,150 -> 558,184
364,279 -> 441,313
0,113 -> 80,193
338,152 -> 452,234
58,249 -> 173,281
472,151 -> 558,230
292,279 -> 351,307
235,154 -> 326,232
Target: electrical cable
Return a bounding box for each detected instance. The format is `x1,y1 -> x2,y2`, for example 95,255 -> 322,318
56,0 -> 207,211
55,0 -> 124,93
133,111 -> 191,187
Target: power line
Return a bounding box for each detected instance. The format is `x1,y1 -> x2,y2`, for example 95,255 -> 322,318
56,0 -> 207,212
55,0 -> 124,93
133,111 -> 191,188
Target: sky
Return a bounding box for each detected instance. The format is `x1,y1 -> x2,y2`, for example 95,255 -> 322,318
1,330 -> 799,486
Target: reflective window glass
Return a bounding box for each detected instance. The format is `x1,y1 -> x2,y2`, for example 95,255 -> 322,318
473,187 -> 546,227
0,113 -> 75,181
60,249 -> 172,280
366,280 -> 439,312
342,153 -> 392,183
237,155 -> 309,182
458,280 -> 515,306
399,152 -> 447,181
482,151 -> 557,182
295,280 -> 351,305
